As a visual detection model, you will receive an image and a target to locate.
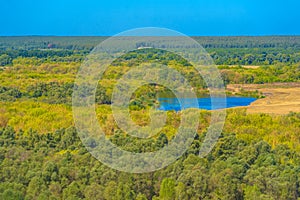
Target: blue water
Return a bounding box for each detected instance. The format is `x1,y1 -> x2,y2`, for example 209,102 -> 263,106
158,97 -> 257,111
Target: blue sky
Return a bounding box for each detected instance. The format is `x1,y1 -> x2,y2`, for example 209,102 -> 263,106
1,0 -> 299,36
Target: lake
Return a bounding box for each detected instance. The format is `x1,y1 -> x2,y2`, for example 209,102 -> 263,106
158,97 -> 257,111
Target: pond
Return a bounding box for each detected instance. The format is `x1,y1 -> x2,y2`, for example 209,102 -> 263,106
158,97 -> 257,111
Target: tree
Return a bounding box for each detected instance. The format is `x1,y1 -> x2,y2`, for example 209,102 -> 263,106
0,54 -> 12,66
42,161 -> 58,183
155,133 -> 168,149
1,189 -> 23,200
116,183 -> 135,200
175,182 -> 188,200
84,183 -> 104,200
26,177 -> 47,200
159,178 -> 176,200
243,185 -> 264,200
104,181 -> 117,200
136,193 -> 147,200
62,181 -> 83,200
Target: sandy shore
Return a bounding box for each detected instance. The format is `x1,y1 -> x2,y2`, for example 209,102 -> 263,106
227,83 -> 300,114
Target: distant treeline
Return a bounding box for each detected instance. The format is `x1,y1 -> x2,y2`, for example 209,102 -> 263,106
0,36 -> 299,50
0,36 -> 299,66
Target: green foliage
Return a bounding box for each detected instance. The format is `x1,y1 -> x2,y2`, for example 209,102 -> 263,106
0,36 -> 300,200
0,86 -> 22,101
159,178 -> 176,200
136,193 -> 147,200
0,54 -> 12,66
0,124 -> 299,199
0,101 -> 73,132
0,189 -> 23,200
221,64 -> 300,85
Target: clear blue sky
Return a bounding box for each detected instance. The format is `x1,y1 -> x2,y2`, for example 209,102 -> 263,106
1,0 -> 299,36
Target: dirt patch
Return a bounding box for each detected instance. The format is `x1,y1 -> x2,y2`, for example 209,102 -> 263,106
227,83 -> 300,114
240,65 -> 260,69
226,65 -> 260,69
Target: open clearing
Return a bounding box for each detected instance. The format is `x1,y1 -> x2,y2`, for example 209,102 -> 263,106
230,65 -> 260,69
227,83 -> 300,114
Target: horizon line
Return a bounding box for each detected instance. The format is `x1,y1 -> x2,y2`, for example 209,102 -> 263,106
0,34 -> 299,37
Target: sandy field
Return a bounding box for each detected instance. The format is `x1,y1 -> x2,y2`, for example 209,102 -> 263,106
227,83 -> 300,114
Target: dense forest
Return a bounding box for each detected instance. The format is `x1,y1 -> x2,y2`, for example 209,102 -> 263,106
0,36 -> 299,66
0,36 -> 300,199
1,110 -> 300,200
